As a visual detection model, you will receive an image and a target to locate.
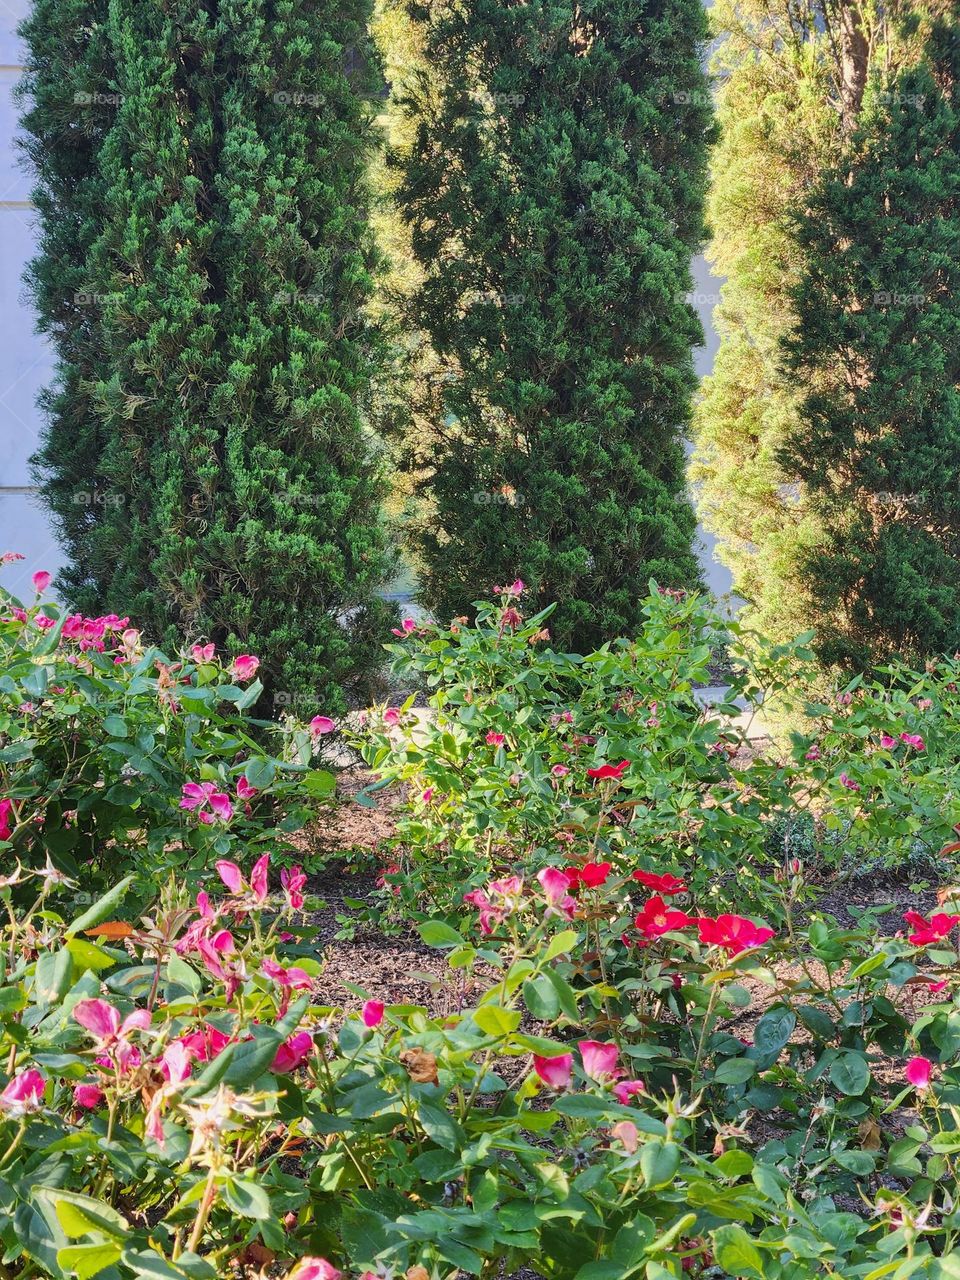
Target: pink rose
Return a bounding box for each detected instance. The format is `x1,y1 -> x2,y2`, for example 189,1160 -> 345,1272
271,1031 -> 314,1075
362,1000 -> 385,1028
231,654 -> 260,682
533,1053 -> 573,1089
905,1056 -> 933,1089
0,1068 -> 45,1114
578,1040 -> 620,1081
73,1083 -> 104,1109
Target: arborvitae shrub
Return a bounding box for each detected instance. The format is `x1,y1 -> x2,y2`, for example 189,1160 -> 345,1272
390,0 -> 713,649
23,0 -> 395,711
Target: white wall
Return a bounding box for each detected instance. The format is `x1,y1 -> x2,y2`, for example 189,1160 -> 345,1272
0,0 -> 60,601
0,3 -> 731,605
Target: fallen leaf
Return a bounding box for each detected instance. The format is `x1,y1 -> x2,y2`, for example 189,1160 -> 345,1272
859,1116 -> 882,1150
84,921 -> 134,940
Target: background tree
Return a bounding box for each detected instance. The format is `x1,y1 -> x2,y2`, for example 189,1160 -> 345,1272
23,0 -> 394,711
690,0 -> 943,644
779,24 -> 960,667
390,0 -> 714,649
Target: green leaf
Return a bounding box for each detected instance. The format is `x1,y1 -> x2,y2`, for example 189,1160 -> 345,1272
753,1007 -> 796,1056
713,1057 -> 757,1085
42,1189 -> 128,1241
419,921 -> 465,948
57,1242 -> 122,1279
34,948 -> 74,1005
829,1052 -> 870,1097
523,974 -> 560,1021
102,715 -> 128,738
473,1005 -> 522,1037
639,1140 -> 681,1190
222,1178 -> 272,1220
243,758 -> 276,790
416,1102 -> 467,1152
544,930 -> 579,961
711,1225 -> 764,1278
303,769 -> 336,798
166,956 -> 202,995
65,939 -> 117,974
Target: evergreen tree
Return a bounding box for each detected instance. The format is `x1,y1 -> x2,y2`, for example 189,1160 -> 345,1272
690,0 -> 940,644
23,0 -> 394,711
779,26 -> 960,667
391,0 -> 713,649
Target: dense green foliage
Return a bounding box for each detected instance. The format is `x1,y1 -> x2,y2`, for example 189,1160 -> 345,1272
22,0 -> 395,711
390,0 -> 714,648
779,26 -> 960,667
690,0 -> 941,648
6,580 -> 960,1276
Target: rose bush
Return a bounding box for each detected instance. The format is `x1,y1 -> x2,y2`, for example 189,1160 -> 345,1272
4,854 -> 960,1277
0,560 -> 336,890
357,584 -> 960,924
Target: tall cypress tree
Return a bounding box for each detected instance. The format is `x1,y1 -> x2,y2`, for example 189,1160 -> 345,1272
24,0 -> 394,711
391,0 -> 713,649
779,25 -> 960,667
690,0 -> 942,646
